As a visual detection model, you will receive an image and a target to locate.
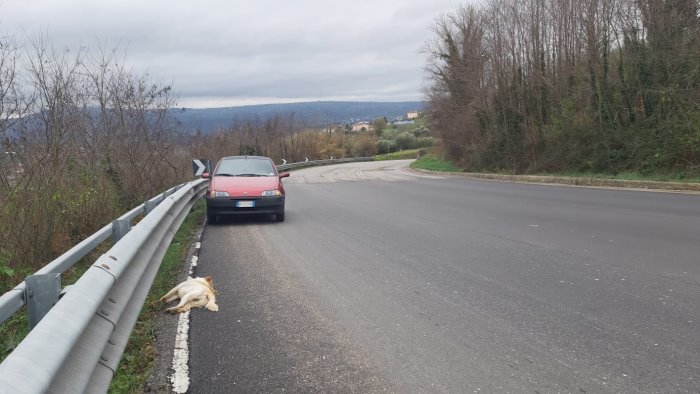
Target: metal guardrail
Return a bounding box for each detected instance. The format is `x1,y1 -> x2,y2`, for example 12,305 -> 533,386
0,178 -> 208,394
0,183 -> 180,326
277,157 -> 374,172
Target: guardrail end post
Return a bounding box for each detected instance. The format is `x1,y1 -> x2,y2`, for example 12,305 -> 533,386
112,219 -> 130,243
25,273 -> 61,330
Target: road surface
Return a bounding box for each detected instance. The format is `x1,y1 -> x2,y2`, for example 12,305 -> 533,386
187,160 -> 700,393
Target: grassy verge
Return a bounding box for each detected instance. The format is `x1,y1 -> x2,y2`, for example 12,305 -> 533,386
410,152 -> 700,186
0,312 -> 29,362
409,153 -> 700,191
375,149 -> 423,161
531,171 -> 700,183
410,154 -> 462,172
108,201 -> 205,393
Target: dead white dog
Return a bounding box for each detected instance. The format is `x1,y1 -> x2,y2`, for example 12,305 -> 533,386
160,276 -> 219,314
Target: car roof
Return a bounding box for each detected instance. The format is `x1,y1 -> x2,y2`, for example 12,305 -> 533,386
220,156 -> 271,160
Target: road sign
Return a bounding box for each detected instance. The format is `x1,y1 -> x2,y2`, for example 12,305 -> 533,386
192,159 -> 210,177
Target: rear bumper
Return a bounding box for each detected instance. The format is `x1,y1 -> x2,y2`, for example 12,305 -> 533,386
206,196 -> 285,216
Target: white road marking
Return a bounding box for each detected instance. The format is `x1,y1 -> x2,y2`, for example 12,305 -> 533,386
188,255 -> 198,276
170,233 -> 202,392
171,311 -> 191,393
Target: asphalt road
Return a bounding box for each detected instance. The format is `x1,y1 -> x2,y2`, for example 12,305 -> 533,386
188,160 -> 700,393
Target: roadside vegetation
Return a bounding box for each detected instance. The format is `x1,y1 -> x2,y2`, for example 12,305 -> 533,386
530,171 -> 700,184
411,154 -> 462,173
424,0 -> 700,180
412,153 -> 700,190
375,148 -> 424,161
0,35 -> 189,295
194,124 -> 379,164
375,118 -> 435,155
0,240 -> 113,362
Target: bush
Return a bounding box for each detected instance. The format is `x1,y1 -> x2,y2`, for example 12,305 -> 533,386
376,139 -> 397,154
395,132 -> 417,150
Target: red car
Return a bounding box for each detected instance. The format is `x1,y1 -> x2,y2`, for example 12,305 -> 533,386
204,156 -> 289,223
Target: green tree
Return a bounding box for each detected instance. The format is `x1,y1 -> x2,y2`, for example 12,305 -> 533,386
372,117 -> 387,137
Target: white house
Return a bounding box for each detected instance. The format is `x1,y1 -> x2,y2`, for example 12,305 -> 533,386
351,121 -> 373,132
406,111 -> 420,120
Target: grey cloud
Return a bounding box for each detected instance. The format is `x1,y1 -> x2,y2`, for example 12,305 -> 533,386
1,0 -> 465,107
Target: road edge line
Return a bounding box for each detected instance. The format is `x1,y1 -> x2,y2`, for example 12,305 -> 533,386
170,233 -> 203,393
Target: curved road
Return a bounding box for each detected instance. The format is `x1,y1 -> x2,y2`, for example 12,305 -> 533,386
187,160 -> 700,393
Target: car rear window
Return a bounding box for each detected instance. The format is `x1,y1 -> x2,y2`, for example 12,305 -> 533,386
215,158 -> 276,176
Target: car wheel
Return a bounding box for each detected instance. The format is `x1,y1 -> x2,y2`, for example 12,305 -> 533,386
275,212 -> 285,222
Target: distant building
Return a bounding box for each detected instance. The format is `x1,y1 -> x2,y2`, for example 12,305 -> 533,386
406,111 -> 420,120
351,121 -> 373,132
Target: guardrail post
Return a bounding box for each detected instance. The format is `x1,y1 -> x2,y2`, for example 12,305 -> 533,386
25,273 -> 61,330
112,219 -> 130,243
144,200 -> 159,216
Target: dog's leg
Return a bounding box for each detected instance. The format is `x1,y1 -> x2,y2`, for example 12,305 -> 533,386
160,286 -> 179,302
166,292 -> 200,314
175,305 -> 192,314
160,282 -> 186,303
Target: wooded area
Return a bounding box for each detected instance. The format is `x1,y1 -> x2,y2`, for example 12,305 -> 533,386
0,35 -> 190,284
424,0 -> 700,176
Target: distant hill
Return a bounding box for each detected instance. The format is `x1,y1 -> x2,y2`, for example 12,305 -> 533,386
170,101 -> 425,133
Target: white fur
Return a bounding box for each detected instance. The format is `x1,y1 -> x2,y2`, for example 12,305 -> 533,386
160,276 -> 219,314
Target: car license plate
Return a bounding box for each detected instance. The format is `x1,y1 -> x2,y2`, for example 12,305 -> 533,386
236,200 -> 255,208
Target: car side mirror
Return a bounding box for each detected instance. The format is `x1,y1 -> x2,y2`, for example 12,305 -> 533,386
201,172 -> 210,179
279,172 -> 290,179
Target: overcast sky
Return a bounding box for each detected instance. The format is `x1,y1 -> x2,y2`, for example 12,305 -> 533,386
0,0 -> 466,108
